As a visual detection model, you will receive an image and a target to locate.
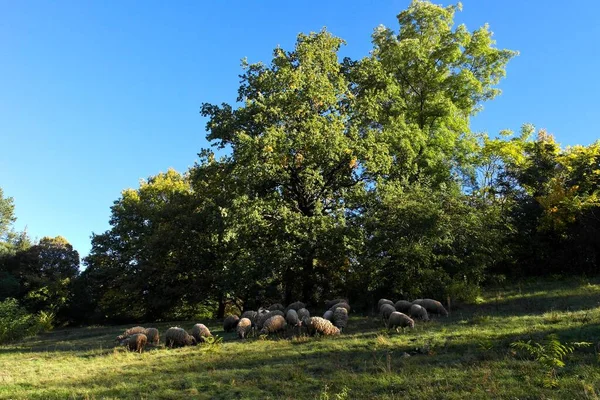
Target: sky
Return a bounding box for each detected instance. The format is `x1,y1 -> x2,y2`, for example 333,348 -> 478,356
1,1 -> 599,261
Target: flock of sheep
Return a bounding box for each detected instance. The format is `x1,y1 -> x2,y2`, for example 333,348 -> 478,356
378,298 -> 449,331
116,297 -> 448,353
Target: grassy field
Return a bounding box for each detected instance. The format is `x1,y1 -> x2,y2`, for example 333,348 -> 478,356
1,277 -> 600,399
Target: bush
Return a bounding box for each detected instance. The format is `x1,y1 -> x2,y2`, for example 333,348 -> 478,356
0,298 -> 40,344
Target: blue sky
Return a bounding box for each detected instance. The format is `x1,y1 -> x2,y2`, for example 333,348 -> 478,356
1,1 -> 599,260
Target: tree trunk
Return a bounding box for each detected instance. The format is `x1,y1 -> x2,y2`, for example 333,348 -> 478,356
284,265 -> 294,305
301,251 -> 315,305
217,294 -> 226,319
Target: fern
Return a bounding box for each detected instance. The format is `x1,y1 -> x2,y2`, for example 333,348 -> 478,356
510,334 -> 591,388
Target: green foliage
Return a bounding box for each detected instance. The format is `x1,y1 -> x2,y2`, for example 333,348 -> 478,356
511,334 -> 592,388
0,298 -> 40,344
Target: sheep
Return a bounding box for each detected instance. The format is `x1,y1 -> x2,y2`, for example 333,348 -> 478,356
260,315 -> 287,336
409,304 -> 429,321
380,304 -> 396,321
378,299 -> 394,310
269,310 -> 285,319
286,309 -> 301,327
191,323 -> 213,343
387,312 -> 415,332
394,300 -> 413,314
268,303 -> 285,312
223,315 -> 240,332
120,333 -> 147,353
241,310 -> 258,324
413,299 -> 448,317
165,327 -> 196,348
325,299 -> 348,310
285,301 -> 306,313
329,302 -> 350,313
116,326 -> 146,341
255,311 -> 273,330
237,318 -> 252,339
302,317 -> 340,336
323,310 -> 334,321
332,307 -> 348,332
144,328 -> 159,345
297,308 -> 310,321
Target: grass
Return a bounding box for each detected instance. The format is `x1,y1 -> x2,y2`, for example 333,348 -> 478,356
1,277 -> 600,399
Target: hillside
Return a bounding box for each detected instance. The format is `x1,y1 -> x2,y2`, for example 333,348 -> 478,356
1,277 -> 599,399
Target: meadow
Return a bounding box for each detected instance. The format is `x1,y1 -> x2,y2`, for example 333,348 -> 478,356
1,277 -> 599,400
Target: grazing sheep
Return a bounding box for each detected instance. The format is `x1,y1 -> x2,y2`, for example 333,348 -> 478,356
165,327 -> 196,348
241,310 -> 258,324
237,318 -> 252,339
303,317 -> 340,336
325,299 -> 348,310
413,299 -> 449,317
268,303 -> 285,312
297,308 -> 310,321
223,315 -> 240,332
144,328 -> 159,345
269,310 -> 285,319
387,312 -> 415,332
380,304 -> 396,321
191,323 -> 212,343
394,300 -> 413,314
285,301 -> 306,313
260,315 -> 287,336
409,304 -> 429,321
286,309 -> 301,327
332,307 -> 348,332
120,333 -> 147,353
323,310 -> 334,321
116,326 -> 146,341
378,299 -> 394,310
329,302 -> 350,312
255,311 -> 273,330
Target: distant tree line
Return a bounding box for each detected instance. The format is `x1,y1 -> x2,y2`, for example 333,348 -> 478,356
1,1 -> 598,325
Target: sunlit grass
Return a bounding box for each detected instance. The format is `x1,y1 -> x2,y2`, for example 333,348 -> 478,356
1,276 -> 599,399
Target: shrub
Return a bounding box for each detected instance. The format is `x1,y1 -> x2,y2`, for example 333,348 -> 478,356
0,298 -> 40,344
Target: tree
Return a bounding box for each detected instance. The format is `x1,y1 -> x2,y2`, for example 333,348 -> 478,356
350,0 -> 517,184
201,30 -> 364,304
4,236 -> 80,317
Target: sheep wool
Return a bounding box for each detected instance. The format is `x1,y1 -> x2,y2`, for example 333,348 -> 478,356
286,309 -> 301,327
121,333 -> 147,353
269,310 -> 285,319
165,327 -> 196,348
380,304 -> 396,320
223,315 -> 240,332
116,326 -> 146,341
191,323 -> 212,343
144,328 -> 160,345
255,311 -> 272,330
329,302 -> 350,313
378,299 -> 394,310
285,301 -> 306,313
297,308 -> 310,321
303,317 -> 340,336
241,310 -> 258,324
268,303 -> 285,312
413,299 -> 448,316
387,312 -> 415,331
332,307 -> 348,331
260,315 -> 287,335
325,299 -> 348,310
323,310 -> 334,321
409,304 -> 429,321
237,318 -> 252,339
394,300 -> 413,314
